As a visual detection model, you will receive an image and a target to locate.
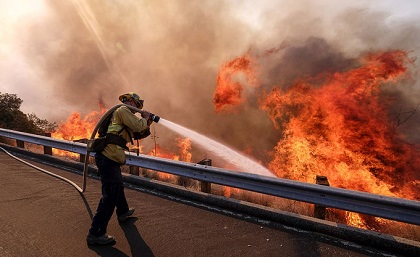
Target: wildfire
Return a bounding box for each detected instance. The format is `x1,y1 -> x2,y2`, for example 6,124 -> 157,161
51,110 -> 104,157
52,111 -> 103,141
213,51 -> 260,113
148,139 -> 192,162
177,137 -> 192,162
214,49 -> 420,229
149,144 -> 179,160
51,100 -> 107,157
147,138 -> 193,181
53,99 -> 107,139
260,50 -> 419,198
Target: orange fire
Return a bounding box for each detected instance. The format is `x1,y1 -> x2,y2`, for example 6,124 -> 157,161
51,108 -> 106,157
148,138 -> 193,181
52,100 -> 107,141
52,111 -> 104,141
214,49 -> 420,229
149,144 -> 179,160
213,51 -> 260,113
148,138 -> 192,162
260,50 -> 419,198
177,138 -> 192,162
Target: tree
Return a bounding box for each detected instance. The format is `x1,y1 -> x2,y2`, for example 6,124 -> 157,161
27,113 -> 57,133
0,92 -> 56,134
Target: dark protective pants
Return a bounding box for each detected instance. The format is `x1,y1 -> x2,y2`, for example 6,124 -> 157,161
89,152 -> 129,236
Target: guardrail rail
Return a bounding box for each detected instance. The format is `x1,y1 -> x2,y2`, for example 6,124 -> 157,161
1,128 -> 420,226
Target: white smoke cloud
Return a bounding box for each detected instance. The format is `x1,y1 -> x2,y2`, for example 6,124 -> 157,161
1,0 -> 420,162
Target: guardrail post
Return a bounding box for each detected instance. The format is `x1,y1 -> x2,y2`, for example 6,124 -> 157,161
74,139 -> 88,162
198,159 -> 212,193
129,165 -> 140,175
16,139 -> 25,148
314,175 -> 330,219
129,149 -> 140,175
43,133 -> 53,155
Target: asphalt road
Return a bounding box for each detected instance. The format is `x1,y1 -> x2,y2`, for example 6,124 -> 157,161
0,150 -> 411,257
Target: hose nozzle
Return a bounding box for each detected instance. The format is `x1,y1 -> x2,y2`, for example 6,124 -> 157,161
149,113 -> 160,123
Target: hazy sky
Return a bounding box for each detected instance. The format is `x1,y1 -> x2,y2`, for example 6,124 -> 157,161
1,0 -> 420,162
1,0 -> 419,119
0,0 -> 420,118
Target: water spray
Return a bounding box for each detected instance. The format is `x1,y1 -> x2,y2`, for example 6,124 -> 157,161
158,118 -> 275,177
81,103 -> 273,192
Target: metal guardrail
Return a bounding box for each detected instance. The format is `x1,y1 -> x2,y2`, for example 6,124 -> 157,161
1,128 -> 420,226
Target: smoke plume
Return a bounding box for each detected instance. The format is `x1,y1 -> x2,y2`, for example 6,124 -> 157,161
8,0 -> 420,163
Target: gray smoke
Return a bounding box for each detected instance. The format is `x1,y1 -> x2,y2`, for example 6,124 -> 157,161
11,0 -> 420,163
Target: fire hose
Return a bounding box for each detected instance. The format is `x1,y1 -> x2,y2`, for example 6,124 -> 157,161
81,104 -> 159,192
0,145 -> 84,193
0,104 -> 159,193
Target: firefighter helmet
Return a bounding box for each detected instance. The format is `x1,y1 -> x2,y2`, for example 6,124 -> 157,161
119,92 -> 144,108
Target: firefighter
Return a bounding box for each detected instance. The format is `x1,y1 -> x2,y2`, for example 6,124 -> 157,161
87,92 -> 152,245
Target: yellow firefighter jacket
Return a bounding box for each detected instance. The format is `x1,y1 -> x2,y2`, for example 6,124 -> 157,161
101,105 -> 149,164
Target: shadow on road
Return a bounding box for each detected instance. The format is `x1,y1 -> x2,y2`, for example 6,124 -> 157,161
88,243 -> 130,257
120,217 -> 155,257
86,218 -> 154,257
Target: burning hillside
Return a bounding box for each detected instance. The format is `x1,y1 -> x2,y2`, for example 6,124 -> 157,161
49,47 -> 420,232
51,48 -> 420,203
214,49 -> 420,201
212,48 -> 420,230
17,0 -> 418,235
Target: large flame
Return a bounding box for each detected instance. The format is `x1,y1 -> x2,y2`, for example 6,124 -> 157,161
177,138 -> 192,163
214,49 -> 420,229
260,50 -> 419,199
213,51 -> 260,113
51,101 -> 106,157
52,99 -> 107,141
147,138 -> 192,181
51,111 -> 103,141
